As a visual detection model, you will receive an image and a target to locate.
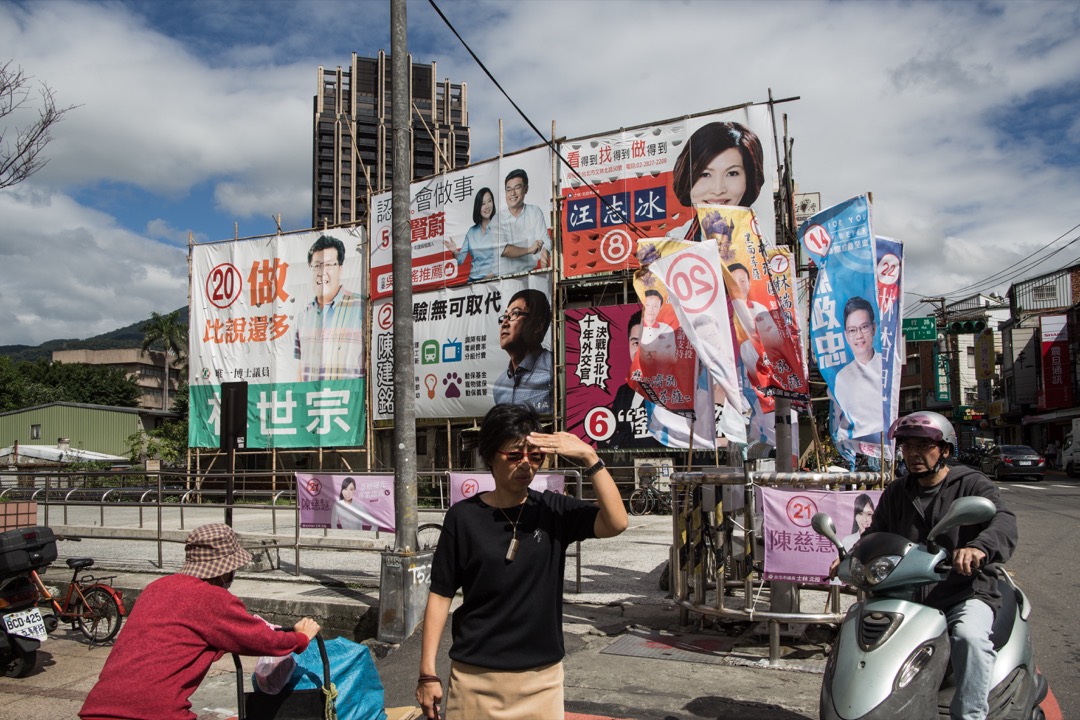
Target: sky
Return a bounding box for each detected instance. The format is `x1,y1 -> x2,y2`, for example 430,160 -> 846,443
1,0 -> 1079,347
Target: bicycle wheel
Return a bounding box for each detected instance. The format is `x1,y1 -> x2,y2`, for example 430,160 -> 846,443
629,489 -> 651,516
75,587 -> 123,643
416,523 -> 443,551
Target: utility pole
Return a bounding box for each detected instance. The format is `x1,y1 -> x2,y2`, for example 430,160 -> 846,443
378,0 -> 430,644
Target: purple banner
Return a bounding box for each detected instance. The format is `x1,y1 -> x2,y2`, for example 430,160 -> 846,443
297,473 -> 395,531
448,472 -> 566,506
760,487 -> 882,583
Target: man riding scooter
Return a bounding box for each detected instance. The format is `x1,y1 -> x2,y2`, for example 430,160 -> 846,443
836,410 -> 1018,720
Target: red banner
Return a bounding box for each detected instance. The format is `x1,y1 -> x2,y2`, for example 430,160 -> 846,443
1039,315 -> 1071,410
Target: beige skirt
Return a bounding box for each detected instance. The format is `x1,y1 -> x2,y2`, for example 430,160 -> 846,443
443,659 -> 564,720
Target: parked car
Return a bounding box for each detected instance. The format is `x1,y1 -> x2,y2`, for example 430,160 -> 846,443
979,445 -> 1046,481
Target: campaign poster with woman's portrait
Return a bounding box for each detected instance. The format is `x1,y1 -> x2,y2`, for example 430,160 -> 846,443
558,105 -> 775,278
297,474 -> 395,531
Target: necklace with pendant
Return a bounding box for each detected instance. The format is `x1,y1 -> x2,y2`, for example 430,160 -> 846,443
498,502 -> 526,562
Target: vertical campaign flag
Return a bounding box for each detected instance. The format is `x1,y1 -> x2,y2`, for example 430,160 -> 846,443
799,195 -> 881,462
189,228 -> 366,449
1040,315 -> 1071,409
874,236 -> 904,456
645,239 -> 747,444
558,106 -> 776,278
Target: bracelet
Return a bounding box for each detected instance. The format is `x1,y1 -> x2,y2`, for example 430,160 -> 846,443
418,674 -> 442,684
583,459 -> 606,478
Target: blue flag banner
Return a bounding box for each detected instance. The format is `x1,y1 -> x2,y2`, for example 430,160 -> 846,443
798,195 -> 882,463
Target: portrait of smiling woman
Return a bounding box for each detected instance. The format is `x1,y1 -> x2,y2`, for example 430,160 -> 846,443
669,121 -> 765,241
416,403 -> 628,720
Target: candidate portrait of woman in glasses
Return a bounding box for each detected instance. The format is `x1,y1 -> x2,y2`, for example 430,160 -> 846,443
416,403 -> 628,720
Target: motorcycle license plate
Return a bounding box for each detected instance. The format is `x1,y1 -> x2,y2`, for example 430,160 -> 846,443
2,607 -> 47,642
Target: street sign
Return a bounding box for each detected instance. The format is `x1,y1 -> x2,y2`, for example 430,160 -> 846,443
902,317 -> 937,341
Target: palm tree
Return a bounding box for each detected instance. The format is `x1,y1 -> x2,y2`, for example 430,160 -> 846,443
141,310 -> 187,410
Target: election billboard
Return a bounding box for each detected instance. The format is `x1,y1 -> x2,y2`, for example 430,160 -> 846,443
369,147 -> 553,300
559,105 -> 776,277
189,228 -> 366,449
371,274 -> 554,420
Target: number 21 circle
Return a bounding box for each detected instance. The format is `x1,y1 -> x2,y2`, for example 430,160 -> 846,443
786,496 -> 818,527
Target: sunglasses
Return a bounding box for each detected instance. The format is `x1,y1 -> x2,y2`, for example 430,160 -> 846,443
496,450 -> 546,465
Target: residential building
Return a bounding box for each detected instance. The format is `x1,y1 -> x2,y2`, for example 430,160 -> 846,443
51,349 -> 182,411
999,264 -> 1080,448
312,51 -> 471,228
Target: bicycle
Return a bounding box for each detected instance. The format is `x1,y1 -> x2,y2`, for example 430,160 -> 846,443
416,523 -> 442,551
31,557 -> 126,644
628,478 -> 672,516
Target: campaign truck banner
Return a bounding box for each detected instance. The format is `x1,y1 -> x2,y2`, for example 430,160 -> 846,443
874,235 -> 904,457
297,474 -> 395,531
559,105 -> 776,277
372,274 -> 554,420
189,228 -> 367,449
1040,315 -> 1071,409
565,304 -> 663,450
799,195 -> 884,462
760,487 -> 882,582
369,147 -> 553,300
448,472 -> 565,506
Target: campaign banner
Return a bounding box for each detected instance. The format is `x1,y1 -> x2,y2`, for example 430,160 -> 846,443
644,239 -> 747,445
189,228 -> 367,449
371,274 -> 554,419
296,474 -> 395,531
799,195 -> 884,462
874,235 -> 904,457
629,239 -> 708,437
559,105 -> 776,277
974,328 -> 995,383
448,472 -> 565,506
760,487 -> 882,583
565,304 -> 663,449
369,147 -> 553,300
1040,315 -> 1071,409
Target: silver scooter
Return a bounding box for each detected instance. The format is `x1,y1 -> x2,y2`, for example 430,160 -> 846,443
812,496 -> 1048,720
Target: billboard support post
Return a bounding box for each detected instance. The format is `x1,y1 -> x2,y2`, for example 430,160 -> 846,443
379,0 -> 424,644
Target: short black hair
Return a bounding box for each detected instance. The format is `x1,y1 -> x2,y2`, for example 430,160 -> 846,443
472,187 -> 495,226
478,404 -> 542,469
728,262 -> 750,277
505,168 -> 528,188
644,289 -> 663,303
507,288 -> 552,343
843,296 -> 875,325
627,309 -> 643,340
308,235 -> 345,266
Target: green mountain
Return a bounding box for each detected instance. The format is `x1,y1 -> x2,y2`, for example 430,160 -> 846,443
0,307 -> 188,363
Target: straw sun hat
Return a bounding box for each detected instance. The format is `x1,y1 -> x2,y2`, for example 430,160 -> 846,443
179,523 -> 253,579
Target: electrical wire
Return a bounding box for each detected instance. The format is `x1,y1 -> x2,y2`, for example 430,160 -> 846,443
425,0 -> 649,239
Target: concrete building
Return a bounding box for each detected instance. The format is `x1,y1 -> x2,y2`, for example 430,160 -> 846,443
312,51 -> 471,228
51,349 -> 182,411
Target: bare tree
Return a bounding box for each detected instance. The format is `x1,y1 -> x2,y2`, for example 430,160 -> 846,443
0,60 -> 76,189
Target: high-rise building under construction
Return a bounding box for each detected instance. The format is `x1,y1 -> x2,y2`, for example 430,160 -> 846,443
312,51 -> 471,228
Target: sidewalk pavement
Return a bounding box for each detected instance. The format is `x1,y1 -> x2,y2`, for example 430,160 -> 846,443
2,509 -> 825,719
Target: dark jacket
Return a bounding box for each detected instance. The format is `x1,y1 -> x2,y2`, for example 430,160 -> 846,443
865,465 -> 1017,614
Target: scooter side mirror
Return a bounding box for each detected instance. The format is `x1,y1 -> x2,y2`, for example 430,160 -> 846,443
811,512 -> 844,555
927,496 -> 996,542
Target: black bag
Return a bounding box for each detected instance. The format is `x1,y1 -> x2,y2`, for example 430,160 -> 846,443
233,634 -> 337,720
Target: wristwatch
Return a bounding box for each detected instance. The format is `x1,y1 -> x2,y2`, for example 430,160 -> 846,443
583,459 -> 606,478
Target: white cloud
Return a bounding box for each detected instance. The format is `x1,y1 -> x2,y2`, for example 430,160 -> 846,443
0,0 -> 1078,348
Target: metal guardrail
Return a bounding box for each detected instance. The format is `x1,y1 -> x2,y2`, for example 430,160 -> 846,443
670,466 -> 886,664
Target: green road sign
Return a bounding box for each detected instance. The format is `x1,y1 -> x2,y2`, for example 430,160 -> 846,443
902,317 -> 937,341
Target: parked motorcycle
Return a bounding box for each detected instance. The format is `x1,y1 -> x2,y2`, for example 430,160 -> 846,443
812,497 -> 1047,719
0,527 -> 58,678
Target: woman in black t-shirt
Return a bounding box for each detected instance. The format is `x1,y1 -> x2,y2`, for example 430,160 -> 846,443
416,403 -> 628,720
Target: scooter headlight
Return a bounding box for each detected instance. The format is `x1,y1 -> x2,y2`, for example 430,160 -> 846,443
863,555 -> 902,585
897,643 -> 935,689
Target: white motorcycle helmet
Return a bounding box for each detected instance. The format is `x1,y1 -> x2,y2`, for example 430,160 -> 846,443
888,411 -> 957,457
